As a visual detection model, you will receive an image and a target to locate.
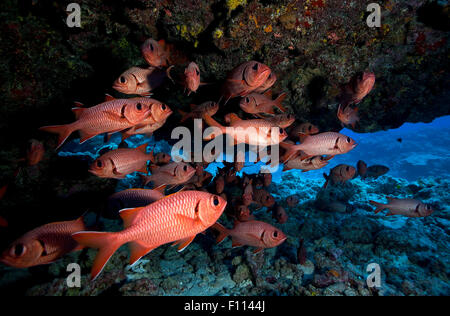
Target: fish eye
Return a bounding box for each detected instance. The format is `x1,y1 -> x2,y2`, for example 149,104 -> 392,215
213,196 -> 219,206
245,97 -> 250,103
14,244 -> 25,257
308,125 -> 312,131
279,127 -> 283,134
426,205 -> 431,210
96,160 -> 102,168
196,69 -> 200,76
346,137 -> 351,143
149,43 -> 154,51
120,76 -> 126,83
136,103 -> 142,110
273,230 -> 278,238
183,165 -> 187,171
162,104 -> 167,110
252,63 -> 258,71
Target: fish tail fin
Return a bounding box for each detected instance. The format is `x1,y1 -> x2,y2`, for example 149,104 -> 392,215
369,200 -> 386,214
71,231 -> 122,280
212,222 -> 229,244
280,142 -> 300,163
274,92 -> 287,112
298,132 -> 310,143
178,109 -> 191,122
39,124 -> 75,149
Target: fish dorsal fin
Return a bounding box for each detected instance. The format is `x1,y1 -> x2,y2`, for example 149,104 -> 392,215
128,241 -> 156,266
105,94 -> 115,101
72,107 -> 85,120
172,235 -> 196,252
136,143 -> 148,154
74,101 -> 85,108
119,207 -> 144,228
228,113 -> 242,125
263,90 -> 272,98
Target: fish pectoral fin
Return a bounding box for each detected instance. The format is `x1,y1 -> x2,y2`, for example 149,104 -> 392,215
104,94 -> 116,101
113,167 -> 126,178
253,248 -> 264,254
231,239 -> 243,248
129,241 -> 156,266
172,235 -> 196,252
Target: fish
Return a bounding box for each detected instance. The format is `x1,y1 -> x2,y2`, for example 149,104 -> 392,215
187,170 -> 212,188
39,96 -> 154,149
322,164 -> 356,189
239,91 -> 287,116
141,38 -> 169,68
283,155 -> 330,171
271,205 -> 288,224
183,62 -> 203,95
106,188 -> 165,217
26,139 -> 45,166
113,67 -> 169,96
0,215 -> 86,268
141,162 -> 196,189
234,205 -> 254,222
339,72 -> 375,106
120,101 -> 173,141
89,143 -> 151,179
0,216 -> 8,228
215,175 -> 225,194
262,173 -> 272,187
242,179 -> 253,206
297,239 -> 306,265
72,191 -> 227,280
253,72 -> 277,94
203,113 -> 288,146
264,113 -> 296,129
286,195 -> 299,207
213,220 -> 287,254
337,104 -> 359,129
280,132 -> 357,162
356,160 -> 368,179
221,61 -> 271,102
369,197 -> 434,218
365,165 -> 389,179
149,148 -> 171,165
289,122 -> 320,141
178,101 -> 219,122
252,188 -> 275,209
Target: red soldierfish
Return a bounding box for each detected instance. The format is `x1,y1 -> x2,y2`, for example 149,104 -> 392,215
370,197 -> 434,218
272,205 -> 288,224
289,122 -> 319,141
264,113 -> 296,129
89,144 -> 151,179
221,61 -> 271,102
141,38 -> 169,68
340,72 -> 375,106
113,67 -> 169,96
26,139 -> 45,166
72,191 -> 227,280
178,101 -> 219,122
280,132 -> 357,162
203,113 -> 287,146
337,104 -> 359,129
322,164 -> 356,189
0,216 -> 86,268
141,162 -> 196,189
283,155 -> 330,172
213,220 -> 286,254
239,91 -> 287,116
40,97 -> 154,149
183,62 -> 203,95
357,160 -> 368,179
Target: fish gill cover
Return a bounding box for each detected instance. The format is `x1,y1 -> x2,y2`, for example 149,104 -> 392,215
0,0 -> 449,297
